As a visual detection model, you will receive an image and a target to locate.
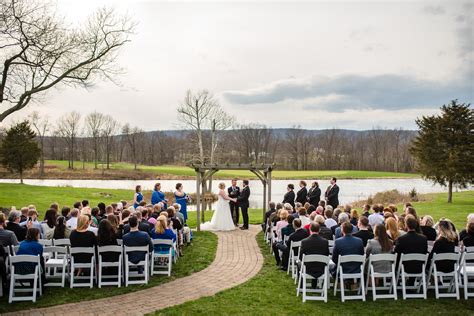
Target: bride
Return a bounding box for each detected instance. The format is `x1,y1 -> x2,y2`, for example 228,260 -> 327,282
200,182 -> 237,231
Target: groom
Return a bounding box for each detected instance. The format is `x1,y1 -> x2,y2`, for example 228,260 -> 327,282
238,180 -> 250,230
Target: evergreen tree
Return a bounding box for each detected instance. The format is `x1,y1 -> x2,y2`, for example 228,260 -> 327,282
0,121 -> 40,183
410,100 -> 474,202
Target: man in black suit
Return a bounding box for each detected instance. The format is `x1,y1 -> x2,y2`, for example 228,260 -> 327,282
228,178 -> 241,226
282,184 -> 296,209
238,180 -> 250,230
307,181 -> 321,206
277,218 -> 309,269
325,177 -> 340,209
395,215 -> 428,274
352,216 -> 374,247
262,201 -> 276,232
295,181 -> 308,205
299,222 -> 329,287
6,210 -> 27,242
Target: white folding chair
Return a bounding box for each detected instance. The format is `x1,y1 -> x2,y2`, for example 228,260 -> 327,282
39,239 -> 53,247
397,253 -> 428,299
427,252 -> 460,299
287,240 -> 302,281
151,239 -> 173,276
333,254 -> 366,302
460,251 -> 474,299
8,254 -> 42,303
44,246 -> 68,287
53,239 -> 71,247
366,253 -> 397,300
296,254 -> 330,302
97,245 -> 123,288
70,247 -> 95,288
270,226 -> 277,253
328,240 -> 335,255
124,246 -> 149,286
427,241 -> 435,253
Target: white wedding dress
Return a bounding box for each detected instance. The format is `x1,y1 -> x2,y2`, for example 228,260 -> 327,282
200,190 -> 236,231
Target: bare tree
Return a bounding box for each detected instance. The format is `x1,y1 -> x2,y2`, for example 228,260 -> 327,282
122,123 -> 143,170
0,1 -> 134,122
56,111 -> 81,169
28,111 -> 49,177
84,111 -> 105,169
102,115 -> 119,169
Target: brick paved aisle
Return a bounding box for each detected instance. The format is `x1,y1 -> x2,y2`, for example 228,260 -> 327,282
5,225 -> 263,316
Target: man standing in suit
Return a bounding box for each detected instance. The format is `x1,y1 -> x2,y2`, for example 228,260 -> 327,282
325,177 -> 340,209
299,222 -> 329,287
228,178 -> 241,226
238,180 -> 250,230
295,181 -> 308,205
307,181 -> 321,206
394,215 -> 428,274
330,222 -> 364,277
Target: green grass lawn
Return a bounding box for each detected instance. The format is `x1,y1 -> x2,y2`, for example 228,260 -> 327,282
0,231 -> 218,313
45,160 -> 419,179
154,231 -> 474,316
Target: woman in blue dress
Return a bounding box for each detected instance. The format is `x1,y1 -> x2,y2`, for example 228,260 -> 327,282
174,183 -> 189,222
133,185 -> 143,209
151,183 -> 168,208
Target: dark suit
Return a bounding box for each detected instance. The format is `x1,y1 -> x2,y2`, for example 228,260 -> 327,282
295,187 -> 308,205
228,186 -> 241,225
282,190 -> 295,208
299,234 -> 330,279
325,184 -> 340,209
427,237 -> 456,273
307,187 -> 321,206
394,231 -> 428,273
318,224 -> 334,240
6,222 -> 27,242
353,229 -> 374,247
238,186 -> 250,229
274,228 -> 309,268
331,235 -> 364,275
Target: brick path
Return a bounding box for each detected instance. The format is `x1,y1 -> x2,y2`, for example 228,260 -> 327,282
5,225 -> 263,316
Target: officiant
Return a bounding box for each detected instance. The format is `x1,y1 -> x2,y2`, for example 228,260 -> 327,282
228,178 -> 240,226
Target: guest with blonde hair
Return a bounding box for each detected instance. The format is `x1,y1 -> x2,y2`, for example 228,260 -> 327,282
69,215 -> 97,265
420,215 -> 436,241
151,215 -> 176,254
385,217 -> 404,241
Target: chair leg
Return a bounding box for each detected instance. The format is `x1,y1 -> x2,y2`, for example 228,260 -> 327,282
434,272 -> 439,299
422,273 -> 427,299
401,271 -> 406,300
371,270 -> 376,300
302,274 -> 306,303
340,274 -> 345,302
32,271 -> 38,303
454,272 -> 460,300
361,273 -> 366,302
8,272 -> 14,303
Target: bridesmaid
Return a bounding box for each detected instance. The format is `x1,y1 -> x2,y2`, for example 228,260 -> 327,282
174,183 -> 189,222
133,185 -> 143,209
151,183 -> 168,209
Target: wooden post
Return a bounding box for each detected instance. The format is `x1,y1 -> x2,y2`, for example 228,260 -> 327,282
262,172 -> 267,222
196,170 -> 201,231
267,168 -> 272,207
201,172 -> 206,223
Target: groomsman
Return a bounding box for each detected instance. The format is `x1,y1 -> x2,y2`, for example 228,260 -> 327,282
228,179 -> 240,226
325,177 -> 340,209
295,181 -> 308,205
307,181 -> 321,206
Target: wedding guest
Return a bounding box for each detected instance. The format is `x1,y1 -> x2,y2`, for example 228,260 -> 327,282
123,209 -> 151,235
366,224 -> 393,273
368,204 -> 384,229
299,222 -> 329,287
70,215 -> 97,264
123,216 -> 153,266
331,222 -> 364,277
172,203 -> 185,226
420,215 -> 437,241
334,213 -> 357,239
91,207 -> 100,226
295,181 -> 308,205
46,216 -> 72,239
174,183 -> 189,222
0,213 -> 18,246
107,214 -> 124,239
275,210 -> 289,241
307,181 -> 321,206
133,185 -> 144,209
427,220 -> 458,273
459,214 -> 474,241
66,208 -> 79,230
97,219 -> 120,271
151,183 -> 168,208
15,228 -> 45,286
361,204 -> 371,217
353,216 -> 374,247
263,202 -> 277,231
282,184 -> 296,209
6,210 -> 27,241
20,207 -> 28,223
98,202 -> 106,219
386,217 -> 404,241
462,222 -> 474,247
324,208 -> 337,229
277,218 -> 309,270
314,215 -> 333,240
85,214 -> 98,235
20,209 -> 43,236
350,209 -> 359,226
394,215 -> 427,274
298,207 -> 311,227
61,206 -> 71,219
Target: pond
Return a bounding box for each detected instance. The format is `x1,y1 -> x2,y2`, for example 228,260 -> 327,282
0,178 -> 470,210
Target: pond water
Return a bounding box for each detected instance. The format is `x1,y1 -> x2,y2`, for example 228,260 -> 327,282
0,178 -> 471,210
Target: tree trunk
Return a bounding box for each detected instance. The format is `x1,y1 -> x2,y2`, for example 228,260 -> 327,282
447,179 -> 453,203
20,169 -> 23,184
39,138 -> 45,178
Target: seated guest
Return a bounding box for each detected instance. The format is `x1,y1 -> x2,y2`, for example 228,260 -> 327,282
394,215 -> 428,274
122,216 -> 153,265
15,228 -> 45,285
361,204 -> 371,218
299,222 -> 329,287
334,213 -> 357,239
98,202 -> 107,219
167,207 -> 182,232
0,213 -> 18,246
459,214 -> 474,241
275,210 -> 289,241
462,222 -> 474,248
172,203 -> 185,225
46,216 -> 71,239
427,220 -> 458,273
368,204 -> 384,229
0,244 -> 6,292
324,208 -> 337,229
314,215 -> 333,240
331,222 -> 364,277
20,209 -> 43,236
420,215 -> 437,241
350,209 -> 359,226
262,202 -> 277,232
61,206 -> 71,219
107,214 -> 124,239
353,216 -> 374,247
386,217 -> 404,241
123,209 -> 151,235
281,215 -> 296,238
41,209 -> 57,239
66,208 -> 80,230
151,215 -> 176,256
84,214 -> 98,235
280,219 -> 309,269
6,210 -> 27,241
405,206 -> 422,233
20,207 -> 28,223
97,219 -> 120,274
298,207 -> 310,227
366,224 -> 393,273
91,207 -> 100,226
69,215 -> 97,265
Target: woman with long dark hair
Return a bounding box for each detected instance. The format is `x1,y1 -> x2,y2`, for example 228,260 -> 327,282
46,216 -> 71,239
366,224 -> 393,273
41,209 -> 57,238
97,220 -> 120,274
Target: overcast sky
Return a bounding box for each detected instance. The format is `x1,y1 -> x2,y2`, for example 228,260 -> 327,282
3,0 -> 473,130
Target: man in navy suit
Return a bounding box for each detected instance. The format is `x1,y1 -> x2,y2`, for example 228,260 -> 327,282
330,221 -> 364,277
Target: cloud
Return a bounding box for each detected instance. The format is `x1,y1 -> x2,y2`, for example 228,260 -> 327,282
222,73 -> 473,112
422,5 -> 446,15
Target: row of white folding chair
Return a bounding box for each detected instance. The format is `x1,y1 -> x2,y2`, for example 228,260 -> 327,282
460,251 -> 474,299
151,239 -> 174,276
